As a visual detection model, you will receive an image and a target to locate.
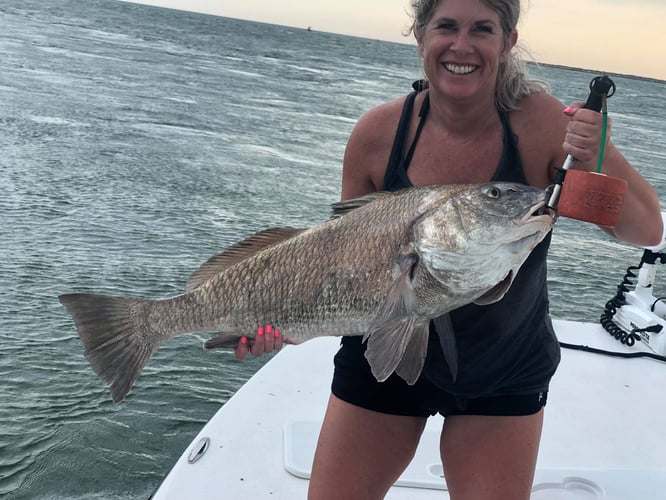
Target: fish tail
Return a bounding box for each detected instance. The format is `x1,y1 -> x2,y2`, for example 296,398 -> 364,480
59,293 -> 160,403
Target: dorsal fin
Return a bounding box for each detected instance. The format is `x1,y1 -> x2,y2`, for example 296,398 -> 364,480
330,192 -> 391,219
185,228 -> 305,292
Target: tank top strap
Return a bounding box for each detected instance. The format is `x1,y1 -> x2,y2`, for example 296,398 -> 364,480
492,109 -> 528,184
383,87 -> 429,191
403,93 -> 430,169
383,90 -> 418,190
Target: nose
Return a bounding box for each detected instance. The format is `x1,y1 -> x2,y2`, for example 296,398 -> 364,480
450,31 -> 473,53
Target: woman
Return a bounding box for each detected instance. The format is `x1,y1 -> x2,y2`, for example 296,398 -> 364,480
237,1 -> 662,498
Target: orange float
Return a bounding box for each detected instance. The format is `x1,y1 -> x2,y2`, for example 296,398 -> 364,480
556,169 -> 627,227
548,76 -> 626,227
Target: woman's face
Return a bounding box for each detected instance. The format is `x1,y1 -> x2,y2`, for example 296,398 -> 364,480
417,0 -> 516,103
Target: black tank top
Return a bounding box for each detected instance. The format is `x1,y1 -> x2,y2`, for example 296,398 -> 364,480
384,86 -> 560,398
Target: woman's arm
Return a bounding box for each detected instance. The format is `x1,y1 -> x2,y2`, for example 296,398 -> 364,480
562,104 -> 662,246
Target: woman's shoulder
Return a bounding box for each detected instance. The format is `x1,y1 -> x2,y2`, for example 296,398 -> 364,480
352,95 -> 410,140
345,94 -> 413,165
342,94 -> 414,195
514,91 -> 564,119
510,91 -> 569,140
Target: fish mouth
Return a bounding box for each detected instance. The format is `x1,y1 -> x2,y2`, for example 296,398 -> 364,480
474,201 -> 553,305
475,270 -> 513,304
519,201 -> 555,226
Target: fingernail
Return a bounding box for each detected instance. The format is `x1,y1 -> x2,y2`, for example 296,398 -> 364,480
241,336 -> 248,345
274,329 -> 281,338
563,106 -> 574,114
266,324 -> 273,334
257,326 -> 265,336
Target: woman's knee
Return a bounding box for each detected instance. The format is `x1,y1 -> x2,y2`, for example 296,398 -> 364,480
440,410 -> 544,500
308,395 -> 426,500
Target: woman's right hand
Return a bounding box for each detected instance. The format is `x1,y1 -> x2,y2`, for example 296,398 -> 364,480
234,324 -> 283,361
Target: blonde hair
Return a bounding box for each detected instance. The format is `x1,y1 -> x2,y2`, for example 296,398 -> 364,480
408,0 -> 549,111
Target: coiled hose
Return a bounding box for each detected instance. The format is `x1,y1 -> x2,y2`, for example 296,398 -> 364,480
599,261 -> 643,346
600,250 -> 666,346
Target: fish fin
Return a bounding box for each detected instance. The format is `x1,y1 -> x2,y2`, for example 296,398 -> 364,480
363,251 -> 419,343
363,252 -> 420,382
330,192 -> 391,219
204,334 -> 242,349
365,317 -> 417,382
186,228 -> 305,292
432,313 -> 458,382
59,293 -> 161,404
395,321 -> 430,385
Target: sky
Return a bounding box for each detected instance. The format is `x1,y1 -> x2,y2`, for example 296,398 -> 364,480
121,0 -> 666,81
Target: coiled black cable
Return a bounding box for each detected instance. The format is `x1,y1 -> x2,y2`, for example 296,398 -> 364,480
600,250 -> 666,346
599,261 -> 643,346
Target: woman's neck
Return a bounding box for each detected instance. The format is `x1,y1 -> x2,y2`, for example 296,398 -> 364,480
426,89 -> 500,138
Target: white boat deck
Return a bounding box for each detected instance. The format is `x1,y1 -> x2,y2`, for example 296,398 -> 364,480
151,320 -> 666,499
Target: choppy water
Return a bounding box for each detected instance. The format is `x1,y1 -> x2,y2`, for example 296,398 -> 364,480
1,0 -> 665,498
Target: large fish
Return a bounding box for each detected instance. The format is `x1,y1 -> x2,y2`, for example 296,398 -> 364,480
60,183 -> 554,403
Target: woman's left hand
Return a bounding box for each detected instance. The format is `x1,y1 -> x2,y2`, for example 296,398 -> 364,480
562,101 -> 611,170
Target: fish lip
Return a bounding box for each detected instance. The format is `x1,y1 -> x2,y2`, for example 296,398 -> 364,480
476,270 -> 514,303
518,201 -> 555,226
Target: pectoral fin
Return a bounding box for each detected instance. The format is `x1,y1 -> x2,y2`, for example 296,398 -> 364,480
365,317 -> 417,382
432,313 -> 458,382
363,250 -> 420,382
395,321 -> 430,385
363,251 -> 419,343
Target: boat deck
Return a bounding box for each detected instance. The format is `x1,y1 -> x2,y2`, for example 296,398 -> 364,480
151,320 -> 666,499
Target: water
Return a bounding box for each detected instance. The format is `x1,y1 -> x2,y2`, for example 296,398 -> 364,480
1,0 -> 665,498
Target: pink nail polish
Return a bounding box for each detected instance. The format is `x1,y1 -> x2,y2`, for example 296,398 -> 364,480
266,324 -> 273,334
274,329 -> 281,338
241,336 -> 248,345
563,106 -> 573,114
257,326 -> 265,336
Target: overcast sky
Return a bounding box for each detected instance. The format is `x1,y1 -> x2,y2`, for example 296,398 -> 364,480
120,0 -> 665,81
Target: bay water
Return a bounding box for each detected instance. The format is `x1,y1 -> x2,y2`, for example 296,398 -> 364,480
1,0 -> 665,498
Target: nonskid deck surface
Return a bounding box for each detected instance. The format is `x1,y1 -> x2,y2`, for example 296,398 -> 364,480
151,320 -> 666,500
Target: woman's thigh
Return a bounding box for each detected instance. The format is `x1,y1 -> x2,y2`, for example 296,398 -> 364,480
308,394 -> 427,500
440,409 -> 544,500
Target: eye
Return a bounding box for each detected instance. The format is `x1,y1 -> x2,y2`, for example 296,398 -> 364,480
436,22 -> 456,32
483,186 -> 502,199
432,19 -> 457,32
473,23 -> 494,34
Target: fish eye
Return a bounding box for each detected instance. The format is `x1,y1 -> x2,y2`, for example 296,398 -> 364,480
483,186 -> 502,199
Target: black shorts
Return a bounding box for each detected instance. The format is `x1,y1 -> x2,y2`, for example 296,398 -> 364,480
331,336 -> 548,418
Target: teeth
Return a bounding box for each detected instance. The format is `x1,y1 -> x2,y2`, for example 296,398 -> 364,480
444,64 -> 476,75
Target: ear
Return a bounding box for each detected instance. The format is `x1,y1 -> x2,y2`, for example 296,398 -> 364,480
502,29 -> 518,62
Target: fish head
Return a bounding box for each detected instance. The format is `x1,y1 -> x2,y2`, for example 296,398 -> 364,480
413,182 -> 554,306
